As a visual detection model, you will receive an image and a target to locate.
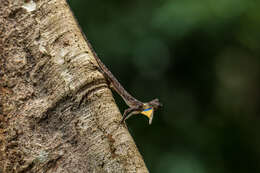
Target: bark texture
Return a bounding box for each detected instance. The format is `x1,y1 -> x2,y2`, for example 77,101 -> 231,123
0,0 -> 148,172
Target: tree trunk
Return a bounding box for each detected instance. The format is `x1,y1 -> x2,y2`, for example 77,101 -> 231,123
0,0 -> 148,172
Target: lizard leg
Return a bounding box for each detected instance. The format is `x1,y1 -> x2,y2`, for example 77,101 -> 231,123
120,106 -> 142,124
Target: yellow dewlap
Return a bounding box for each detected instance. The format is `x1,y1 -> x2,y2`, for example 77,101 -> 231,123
141,107 -> 153,118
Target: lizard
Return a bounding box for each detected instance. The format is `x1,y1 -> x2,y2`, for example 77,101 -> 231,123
87,41 -> 162,124
67,4 -> 162,124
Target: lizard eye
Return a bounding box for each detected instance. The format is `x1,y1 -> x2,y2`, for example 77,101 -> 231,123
148,98 -> 162,110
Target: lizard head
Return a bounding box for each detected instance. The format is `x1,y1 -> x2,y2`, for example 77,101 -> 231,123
141,98 -> 162,124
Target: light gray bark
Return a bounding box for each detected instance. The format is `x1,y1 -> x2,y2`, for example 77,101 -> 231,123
0,0 -> 148,172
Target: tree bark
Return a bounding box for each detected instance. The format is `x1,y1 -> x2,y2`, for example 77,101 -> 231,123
0,0 -> 148,172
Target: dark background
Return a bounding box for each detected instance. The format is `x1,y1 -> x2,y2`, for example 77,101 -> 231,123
68,1 -> 260,172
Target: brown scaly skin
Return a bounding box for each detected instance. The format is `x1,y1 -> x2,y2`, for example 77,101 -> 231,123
121,98 -> 162,124
87,41 -> 162,124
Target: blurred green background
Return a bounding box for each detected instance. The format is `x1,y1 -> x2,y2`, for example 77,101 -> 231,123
68,0 -> 260,172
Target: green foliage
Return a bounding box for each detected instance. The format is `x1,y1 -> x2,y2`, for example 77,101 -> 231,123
69,0 -> 260,172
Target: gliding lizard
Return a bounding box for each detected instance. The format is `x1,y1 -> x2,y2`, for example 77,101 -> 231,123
87,41 -> 162,124
69,7 -> 162,124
